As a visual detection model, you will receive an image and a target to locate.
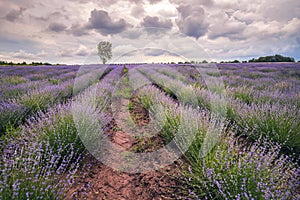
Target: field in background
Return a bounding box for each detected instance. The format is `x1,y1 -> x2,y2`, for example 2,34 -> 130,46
0,63 -> 300,199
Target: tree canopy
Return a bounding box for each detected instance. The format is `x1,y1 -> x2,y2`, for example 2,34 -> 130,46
97,41 -> 112,64
248,54 -> 295,62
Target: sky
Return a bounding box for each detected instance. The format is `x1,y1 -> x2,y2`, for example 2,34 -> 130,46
0,0 -> 299,64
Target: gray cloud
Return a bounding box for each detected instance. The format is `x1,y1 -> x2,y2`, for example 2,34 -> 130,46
296,37 -> 300,45
176,4 -> 209,39
68,24 -> 89,36
48,22 -> 67,32
141,16 -> 173,29
5,7 -> 26,22
169,0 -> 214,7
87,9 -> 131,35
0,33 -> 38,52
148,0 -> 163,4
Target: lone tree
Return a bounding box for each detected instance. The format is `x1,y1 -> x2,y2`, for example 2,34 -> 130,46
97,41 -> 112,64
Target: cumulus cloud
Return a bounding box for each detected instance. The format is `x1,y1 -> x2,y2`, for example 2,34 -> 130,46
86,9 -> 131,35
58,45 -> 93,57
208,13 -> 247,40
176,4 -> 209,39
141,16 -> 173,29
282,18 -> 300,37
5,7 -> 26,22
48,22 -> 67,32
140,16 -> 173,35
157,9 -> 177,18
74,45 -> 91,56
68,24 -> 89,36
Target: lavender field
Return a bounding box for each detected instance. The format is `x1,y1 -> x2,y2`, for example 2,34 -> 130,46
1,63 -> 300,199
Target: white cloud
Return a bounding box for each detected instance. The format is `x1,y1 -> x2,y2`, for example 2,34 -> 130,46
207,12 -> 247,40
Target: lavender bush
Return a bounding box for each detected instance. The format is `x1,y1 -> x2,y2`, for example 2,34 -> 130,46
184,133 -> 300,199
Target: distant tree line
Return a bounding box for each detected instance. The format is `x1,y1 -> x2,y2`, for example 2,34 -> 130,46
175,60 -> 214,64
220,60 -> 241,63
219,55 -> 296,64
248,54 -> 295,62
183,55 -> 296,64
0,61 -> 60,66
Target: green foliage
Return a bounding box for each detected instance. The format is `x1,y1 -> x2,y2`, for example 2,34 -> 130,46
0,76 -> 28,85
122,66 -> 129,74
48,78 -> 60,85
114,76 -> 132,99
37,107 -> 86,169
97,41 -> 112,64
206,71 -> 221,77
184,134 -> 299,199
249,54 -> 295,62
235,103 -> 300,155
0,61 -> 54,66
18,91 -> 57,114
234,91 -> 253,105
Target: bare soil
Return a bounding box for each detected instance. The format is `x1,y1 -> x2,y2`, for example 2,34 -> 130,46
65,95 -> 185,199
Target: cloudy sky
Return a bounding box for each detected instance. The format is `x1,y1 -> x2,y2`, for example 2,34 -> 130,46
0,0 -> 299,64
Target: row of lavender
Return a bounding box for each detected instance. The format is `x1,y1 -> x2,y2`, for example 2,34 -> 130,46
131,68 -> 300,199
0,66 -> 79,100
0,65 -> 113,136
0,65 -> 124,199
172,63 -> 300,156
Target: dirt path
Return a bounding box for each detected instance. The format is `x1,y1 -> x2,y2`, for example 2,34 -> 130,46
65,96 -> 185,199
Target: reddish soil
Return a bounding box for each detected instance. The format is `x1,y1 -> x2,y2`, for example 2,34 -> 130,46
65,157 -> 184,200
65,96 -> 185,199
